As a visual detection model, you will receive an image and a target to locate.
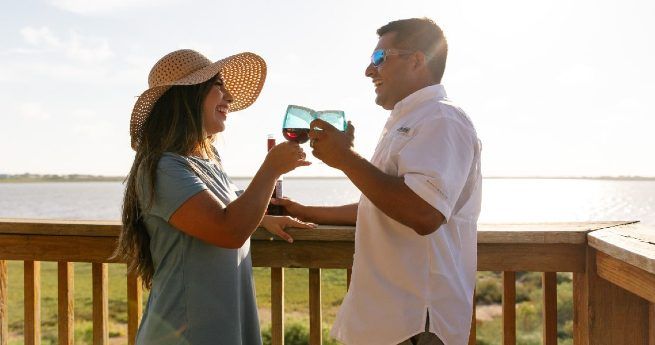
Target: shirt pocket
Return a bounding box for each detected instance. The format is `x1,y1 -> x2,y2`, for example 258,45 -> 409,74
378,132 -> 413,176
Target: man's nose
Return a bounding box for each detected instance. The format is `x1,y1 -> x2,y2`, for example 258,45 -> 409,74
365,63 -> 376,78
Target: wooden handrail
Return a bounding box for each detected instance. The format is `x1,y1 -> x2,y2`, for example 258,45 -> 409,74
0,219 -> 651,345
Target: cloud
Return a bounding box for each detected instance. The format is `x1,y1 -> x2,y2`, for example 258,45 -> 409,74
21,27 -> 62,48
16,103 -> 51,120
47,0 -> 179,15
17,26 -> 114,63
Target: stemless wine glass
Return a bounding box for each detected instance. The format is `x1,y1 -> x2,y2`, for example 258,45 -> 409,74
282,105 -> 346,144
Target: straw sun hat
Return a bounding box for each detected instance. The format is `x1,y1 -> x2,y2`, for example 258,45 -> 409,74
130,49 -> 267,150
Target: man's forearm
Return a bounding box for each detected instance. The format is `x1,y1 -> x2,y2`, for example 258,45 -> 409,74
340,153 -> 443,235
303,203 -> 358,225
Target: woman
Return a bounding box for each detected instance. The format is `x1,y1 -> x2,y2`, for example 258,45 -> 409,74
115,49 -> 313,344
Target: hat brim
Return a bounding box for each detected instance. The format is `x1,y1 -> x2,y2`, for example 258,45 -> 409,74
130,52 -> 267,150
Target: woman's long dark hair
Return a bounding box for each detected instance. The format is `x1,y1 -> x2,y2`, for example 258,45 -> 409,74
114,76 -> 217,289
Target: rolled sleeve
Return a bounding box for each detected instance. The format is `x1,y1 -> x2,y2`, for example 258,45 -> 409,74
397,117 -> 474,222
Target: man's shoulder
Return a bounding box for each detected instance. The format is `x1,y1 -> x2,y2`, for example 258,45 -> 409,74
412,99 -> 476,133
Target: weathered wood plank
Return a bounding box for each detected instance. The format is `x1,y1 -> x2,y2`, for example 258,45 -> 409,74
0,260 -> 7,345
588,224 -> 655,275
252,226 -> 354,242
542,272 -> 557,345
502,271 -> 516,345
478,243 -> 586,272
596,251 -> 655,303
127,272 -> 142,345
574,247 -> 649,344
0,219 -> 120,236
24,261 -> 41,345
251,241 -> 354,269
309,269 -> 321,345
271,268 -> 284,345
0,219 -> 633,244
0,235 -> 119,262
92,263 -> 108,345
58,262 -> 74,345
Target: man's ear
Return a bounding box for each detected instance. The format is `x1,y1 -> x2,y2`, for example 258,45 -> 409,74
411,51 -> 428,71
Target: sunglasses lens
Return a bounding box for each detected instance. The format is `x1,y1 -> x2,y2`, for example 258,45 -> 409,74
371,50 -> 385,66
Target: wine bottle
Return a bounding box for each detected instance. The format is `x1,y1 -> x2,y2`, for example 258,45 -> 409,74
266,134 -> 285,216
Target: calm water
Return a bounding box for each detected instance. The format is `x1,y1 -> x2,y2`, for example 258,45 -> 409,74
0,178 -> 653,225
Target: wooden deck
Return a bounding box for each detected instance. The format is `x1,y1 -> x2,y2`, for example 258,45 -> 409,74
0,219 -> 653,344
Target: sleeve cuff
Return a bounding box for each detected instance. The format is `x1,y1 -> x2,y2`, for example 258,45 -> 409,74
403,173 -> 453,222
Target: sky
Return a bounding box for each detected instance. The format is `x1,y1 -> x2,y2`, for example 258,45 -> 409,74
1,0 -> 654,177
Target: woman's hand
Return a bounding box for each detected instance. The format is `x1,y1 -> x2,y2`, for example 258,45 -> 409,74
263,141 -> 311,176
260,215 -> 316,243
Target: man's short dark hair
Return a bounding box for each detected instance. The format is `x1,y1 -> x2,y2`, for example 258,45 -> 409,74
377,18 -> 448,83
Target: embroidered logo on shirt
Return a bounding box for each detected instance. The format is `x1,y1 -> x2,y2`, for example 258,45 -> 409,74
396,127 -> 411,136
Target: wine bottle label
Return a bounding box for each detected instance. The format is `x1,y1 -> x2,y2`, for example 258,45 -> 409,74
275,180 -> 283,198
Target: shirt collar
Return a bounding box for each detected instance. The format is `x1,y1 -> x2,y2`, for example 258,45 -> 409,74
385,84 -> 447,129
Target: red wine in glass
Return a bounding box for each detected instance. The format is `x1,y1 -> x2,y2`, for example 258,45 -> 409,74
282,128 -> 310,144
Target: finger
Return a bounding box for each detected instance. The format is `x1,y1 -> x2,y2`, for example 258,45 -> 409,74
270,197 -> 290,205
310,118 -> 332,131
273,227 -> 294,243
346,121 -> 355,139
287,217 -> 317,229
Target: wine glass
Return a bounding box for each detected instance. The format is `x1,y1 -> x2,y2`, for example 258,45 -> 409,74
282,105 -> 346,144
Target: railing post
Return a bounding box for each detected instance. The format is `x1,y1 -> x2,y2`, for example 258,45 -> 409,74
0,260 -> 7,345
468,290 -> 476,345
92,263 -> 108,345
58,262 -> 74,345
127,272 -> 142,345
271,267 -> 284,345
574,247 -> 650,344
309,268 -> 321,345
650,303 -> 655,345
502,271 -> 516,345
24,261 -> 41,345
346,268 -> 351,291
542,272 -> 558,345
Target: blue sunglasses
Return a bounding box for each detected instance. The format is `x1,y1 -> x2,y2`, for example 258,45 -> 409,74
370,49 -> 414,67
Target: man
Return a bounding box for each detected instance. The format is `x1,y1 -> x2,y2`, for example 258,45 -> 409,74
273,18 -> 481,345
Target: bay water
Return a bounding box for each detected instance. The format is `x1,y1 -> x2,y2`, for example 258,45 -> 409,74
0,178 -> 653,225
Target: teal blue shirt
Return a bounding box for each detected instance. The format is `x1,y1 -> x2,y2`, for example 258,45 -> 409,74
135,152 -> 261,345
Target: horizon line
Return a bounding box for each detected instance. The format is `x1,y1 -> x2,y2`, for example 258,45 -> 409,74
2,173 -> 655,181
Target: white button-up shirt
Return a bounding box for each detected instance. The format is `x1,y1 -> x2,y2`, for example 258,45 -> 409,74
330,84 -> 482,345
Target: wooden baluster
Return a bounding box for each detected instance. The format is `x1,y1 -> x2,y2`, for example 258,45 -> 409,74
309,269 -> 321,345
24,261 -> 41,345
468,289 -> 476,345
503,271 -> 516,345
0,260 -> 7,345
271,267 -> 284,345
58,262 -> 74,345
346,269 -> 352,291
649,303 -> 655,345
542,272 -> 557,345
127,272 -> 142,345
92,263 -> 108,345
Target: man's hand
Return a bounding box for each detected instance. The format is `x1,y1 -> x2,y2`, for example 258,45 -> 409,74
308,119 -> 357,170
259,215 -> 316,243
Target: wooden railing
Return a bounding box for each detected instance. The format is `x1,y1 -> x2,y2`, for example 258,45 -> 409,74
0,219 -> 653,345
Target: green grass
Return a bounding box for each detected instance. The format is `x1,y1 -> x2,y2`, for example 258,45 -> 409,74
3,263 -> 574,344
